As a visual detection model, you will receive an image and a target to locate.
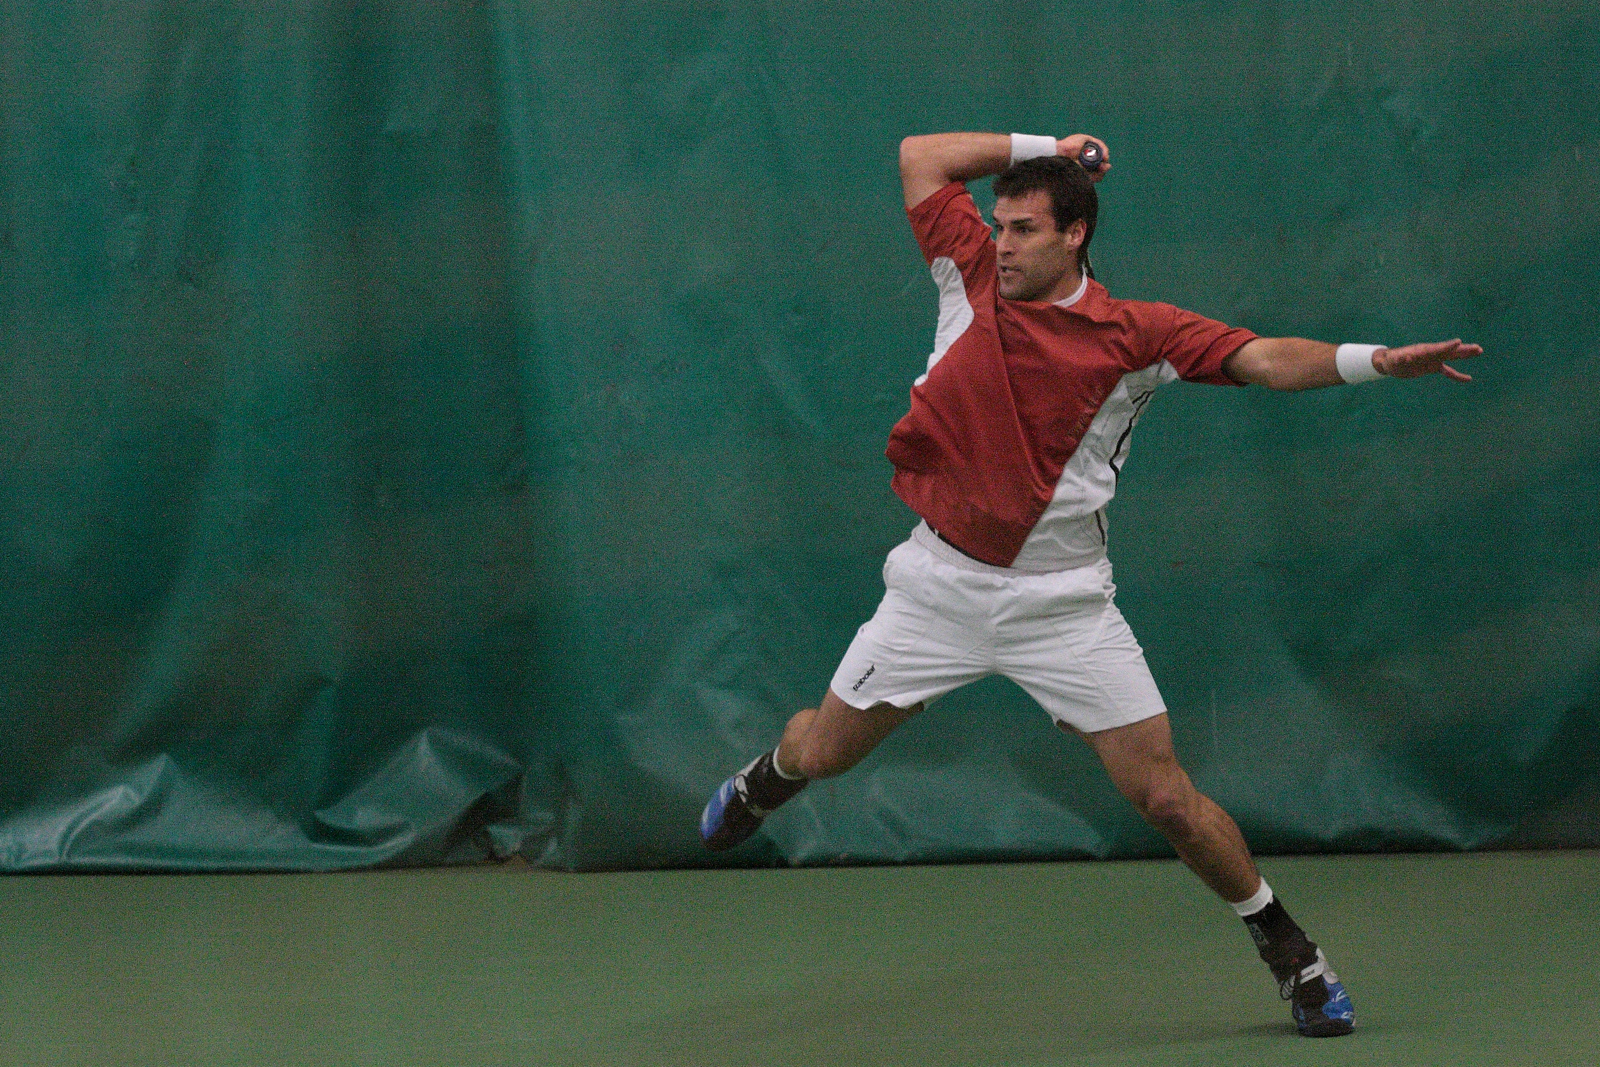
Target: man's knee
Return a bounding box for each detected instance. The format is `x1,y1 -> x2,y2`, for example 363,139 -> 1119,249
1134,779 -> 1203,841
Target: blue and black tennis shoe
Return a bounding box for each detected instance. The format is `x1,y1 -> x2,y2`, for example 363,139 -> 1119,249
699,757 -> 768,851
1281,949 -> 1356,1037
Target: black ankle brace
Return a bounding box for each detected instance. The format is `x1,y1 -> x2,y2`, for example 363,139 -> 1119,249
743,750 -> 808,810
1244,900 -> 1319,979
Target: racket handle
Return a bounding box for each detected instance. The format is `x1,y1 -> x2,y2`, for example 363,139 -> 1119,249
1078,142 -> 1105,172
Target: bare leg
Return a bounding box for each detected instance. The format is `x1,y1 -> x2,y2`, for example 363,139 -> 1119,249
702,689 -> 923,851
776,688 -> 923,781
1083,714 -> 1261,903
1080,719 -> 1354,1035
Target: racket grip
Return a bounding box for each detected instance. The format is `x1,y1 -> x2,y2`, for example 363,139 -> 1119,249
1078,142 -> 1105,172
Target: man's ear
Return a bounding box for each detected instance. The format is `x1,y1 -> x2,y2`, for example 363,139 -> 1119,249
1066,219 -> 1087,249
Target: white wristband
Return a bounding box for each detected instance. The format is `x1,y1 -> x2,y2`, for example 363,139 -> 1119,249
1010,133 -> 1058,165
1335,343 -> 1385,384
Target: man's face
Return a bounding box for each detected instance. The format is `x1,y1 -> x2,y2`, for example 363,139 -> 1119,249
993,190 -> 1085,302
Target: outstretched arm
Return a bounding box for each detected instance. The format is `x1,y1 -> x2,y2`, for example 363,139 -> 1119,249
1222,337 -> 1482,391
899,132 -> 1110,210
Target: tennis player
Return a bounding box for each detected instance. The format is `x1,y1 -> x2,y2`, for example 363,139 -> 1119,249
701,130 -> 1481,1037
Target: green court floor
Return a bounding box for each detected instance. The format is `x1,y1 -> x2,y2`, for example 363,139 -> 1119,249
2,850 -> 1594,1066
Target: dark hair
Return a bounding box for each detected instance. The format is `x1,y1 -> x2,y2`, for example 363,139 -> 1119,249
992,155 -> 1098,271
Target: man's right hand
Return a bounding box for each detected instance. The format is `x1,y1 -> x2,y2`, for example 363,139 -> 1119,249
1056,134 -> 1112,181
900,132 -> 1112,210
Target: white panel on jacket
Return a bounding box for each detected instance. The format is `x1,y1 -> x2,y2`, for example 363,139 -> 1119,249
1009,361 -> 1180,572
914,256 -> 974,387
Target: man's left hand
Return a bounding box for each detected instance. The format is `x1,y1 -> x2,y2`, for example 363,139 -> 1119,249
1374,339 -> 1482,382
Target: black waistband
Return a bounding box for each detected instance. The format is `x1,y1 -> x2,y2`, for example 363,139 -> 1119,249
932,527 -> 992,565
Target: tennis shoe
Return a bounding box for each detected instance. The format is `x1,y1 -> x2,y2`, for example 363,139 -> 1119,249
1279,948 -> 1355,1038
699,756 -> 769,851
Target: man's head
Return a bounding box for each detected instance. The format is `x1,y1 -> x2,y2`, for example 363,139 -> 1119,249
991,156 -> 1098,302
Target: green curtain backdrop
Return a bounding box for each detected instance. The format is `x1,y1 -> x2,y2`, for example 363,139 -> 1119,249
1,0 -> 1596,871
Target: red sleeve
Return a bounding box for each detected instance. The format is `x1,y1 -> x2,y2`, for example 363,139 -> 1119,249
1154,303 -> 1257,386
906,182 -> 994,286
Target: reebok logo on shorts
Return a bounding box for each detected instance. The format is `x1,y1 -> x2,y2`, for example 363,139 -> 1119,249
852,664 -> 876,692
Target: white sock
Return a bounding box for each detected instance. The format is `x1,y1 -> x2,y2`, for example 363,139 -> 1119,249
1229,879 -> 1274,917
771,746 -> 804,780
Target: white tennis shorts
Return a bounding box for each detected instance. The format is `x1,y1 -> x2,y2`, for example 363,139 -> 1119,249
828,524 -> 1167,734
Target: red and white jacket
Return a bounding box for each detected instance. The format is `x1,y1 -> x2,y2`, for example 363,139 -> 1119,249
886,182 -> 1257,570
